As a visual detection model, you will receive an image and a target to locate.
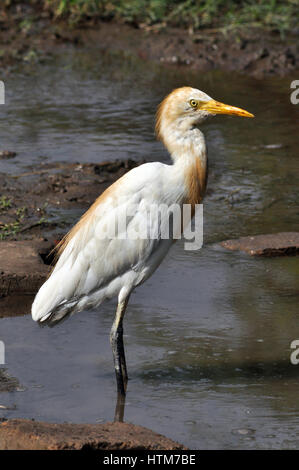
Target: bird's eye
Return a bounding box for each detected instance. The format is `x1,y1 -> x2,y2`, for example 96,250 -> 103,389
190,99 -> 198,108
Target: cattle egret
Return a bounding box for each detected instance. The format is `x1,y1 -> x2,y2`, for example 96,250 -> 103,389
32,87 -> 253,397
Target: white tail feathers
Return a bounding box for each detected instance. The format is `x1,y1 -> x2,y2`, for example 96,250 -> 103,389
31,271 -> 67,323
31,253 -> 107,325
32,236 -> 89,324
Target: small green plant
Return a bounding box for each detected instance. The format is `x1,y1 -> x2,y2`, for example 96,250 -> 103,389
0,196 -> 12,211
19,17 -> 34,32
23,49 -> 39,63
0,205 -> 27,239
15,206 -> 27,220
0,221 -> 21,239
37,215 -> 48,225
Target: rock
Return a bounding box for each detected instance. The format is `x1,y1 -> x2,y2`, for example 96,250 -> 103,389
0,240 -> 51,297
220,232 -> 299,256
0,370 -> 20,393
0,151 -> 17,159
0,419 -> 187,450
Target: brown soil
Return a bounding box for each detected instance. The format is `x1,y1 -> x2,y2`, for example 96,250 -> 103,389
81,22 -> 298,78
0,418 -> 187,450
0,4 -> 298,78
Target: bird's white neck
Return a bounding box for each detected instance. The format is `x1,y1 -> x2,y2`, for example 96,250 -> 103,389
161,123 -> 208,206
163,122 -> 206,159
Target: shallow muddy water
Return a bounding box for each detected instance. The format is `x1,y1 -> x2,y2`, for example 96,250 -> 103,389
0,48 -> 299,449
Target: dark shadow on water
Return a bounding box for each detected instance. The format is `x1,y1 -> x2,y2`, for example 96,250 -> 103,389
137,359 -> 299,384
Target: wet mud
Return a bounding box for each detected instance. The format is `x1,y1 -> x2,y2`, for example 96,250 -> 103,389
0,418 -> 187,450
0,5 -> 298,78
0,158 -> 142,241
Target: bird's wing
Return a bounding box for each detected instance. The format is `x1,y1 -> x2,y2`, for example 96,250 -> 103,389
32,162 -> 172,322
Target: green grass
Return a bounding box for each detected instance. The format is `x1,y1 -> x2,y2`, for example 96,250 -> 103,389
0,221 -> 21,239
41,0 -> 298,34
0,203 -> 48,240
0,196 -> 12,211
3,1 -> 298,35
0,203 -> 25,239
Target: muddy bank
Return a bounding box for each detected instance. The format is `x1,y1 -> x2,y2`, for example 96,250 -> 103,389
0,418 -> 187,450
0,158 -> 143,241
80,22 -> 298,78
0,4 -> 298,78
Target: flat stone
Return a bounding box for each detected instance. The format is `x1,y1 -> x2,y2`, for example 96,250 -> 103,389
220,232 -> 299,256
0,240 -> 51,296
0,419 -> 187,450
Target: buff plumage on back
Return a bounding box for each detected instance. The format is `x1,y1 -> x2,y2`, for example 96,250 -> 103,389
155,91 -> 169,143
53,180 -> 117,261
184,157 -> 208,209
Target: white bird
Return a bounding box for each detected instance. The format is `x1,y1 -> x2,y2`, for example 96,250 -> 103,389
32,87 -> 253,396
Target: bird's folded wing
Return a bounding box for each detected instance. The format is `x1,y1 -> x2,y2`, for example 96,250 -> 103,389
32,162 -> 170,321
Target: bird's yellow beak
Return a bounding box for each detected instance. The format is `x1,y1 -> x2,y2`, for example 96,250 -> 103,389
201,100 -> 254,118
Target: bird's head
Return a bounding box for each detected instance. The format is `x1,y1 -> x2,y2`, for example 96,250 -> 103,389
156,86 -> 253,142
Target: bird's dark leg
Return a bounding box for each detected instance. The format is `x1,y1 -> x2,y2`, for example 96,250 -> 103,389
110,297 -> 130,397
114,392 -> 126,422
